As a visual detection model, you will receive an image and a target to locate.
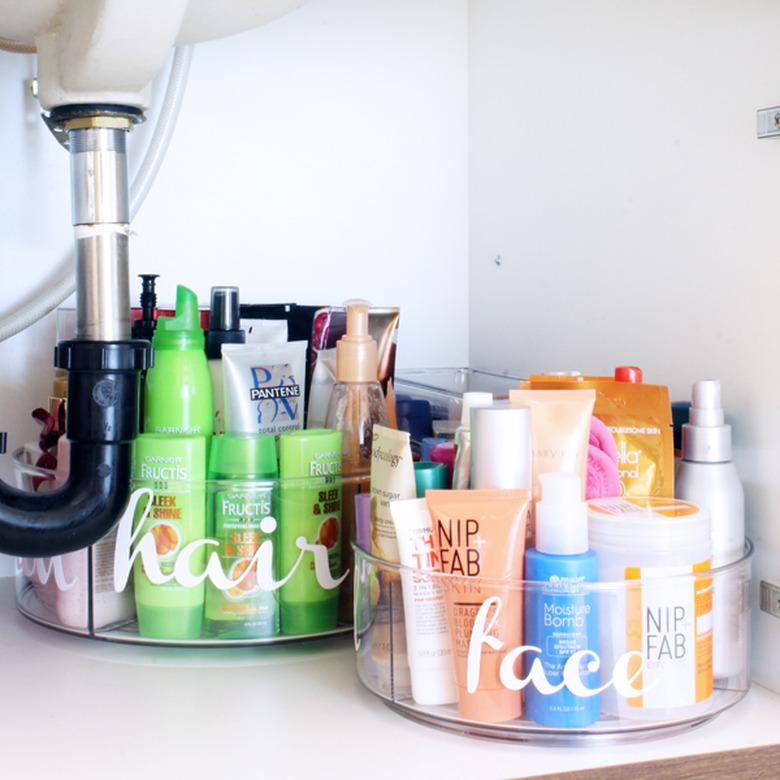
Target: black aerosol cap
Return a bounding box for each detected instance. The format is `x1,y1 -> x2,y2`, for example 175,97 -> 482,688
206,286 -> 245,359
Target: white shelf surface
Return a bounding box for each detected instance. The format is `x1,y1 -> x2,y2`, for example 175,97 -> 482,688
0,578 -> 777,780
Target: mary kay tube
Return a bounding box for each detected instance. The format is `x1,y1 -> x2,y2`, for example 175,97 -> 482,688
390,498 -> 458,706
509,389 -> 595,510
426,489 -> 530,723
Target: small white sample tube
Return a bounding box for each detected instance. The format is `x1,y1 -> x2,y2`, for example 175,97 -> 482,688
390,498 -> 457,705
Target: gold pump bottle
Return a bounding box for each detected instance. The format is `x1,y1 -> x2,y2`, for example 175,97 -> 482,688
325,302 -> 389,623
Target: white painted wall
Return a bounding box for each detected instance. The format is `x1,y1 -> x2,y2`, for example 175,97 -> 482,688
0,0 -> 469,572
469,0 -> 780,691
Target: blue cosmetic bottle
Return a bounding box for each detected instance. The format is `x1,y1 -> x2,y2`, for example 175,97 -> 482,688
524,472 -> 600,727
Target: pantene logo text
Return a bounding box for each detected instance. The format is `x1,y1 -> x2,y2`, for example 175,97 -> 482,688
467,597 -> 653,699
113,489 -> 347,593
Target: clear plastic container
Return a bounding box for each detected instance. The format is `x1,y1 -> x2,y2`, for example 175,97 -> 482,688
14,474 -> 368,646
395,368 -> 523,421
353,542 -> 753,745
11,445 -> 55,491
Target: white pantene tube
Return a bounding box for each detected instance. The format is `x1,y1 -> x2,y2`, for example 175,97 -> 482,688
0,45 -> 193,343
390,498 -> 457,706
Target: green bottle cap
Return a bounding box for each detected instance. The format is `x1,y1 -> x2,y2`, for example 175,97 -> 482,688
153,285 -> 204,351
414,461 -> 448,497
208,434 -> 278,479
279,429 -> 343,480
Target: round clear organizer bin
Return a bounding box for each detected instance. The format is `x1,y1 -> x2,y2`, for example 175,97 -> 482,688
14,457 -> 367,646
353,542 -> 753,745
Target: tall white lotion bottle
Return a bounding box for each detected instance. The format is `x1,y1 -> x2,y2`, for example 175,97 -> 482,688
676,380 -> 745,679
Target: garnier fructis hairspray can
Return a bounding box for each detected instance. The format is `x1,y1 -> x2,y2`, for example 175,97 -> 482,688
205,434 -> 279,639
279,429 -> 343,635
132,434 -> 207,640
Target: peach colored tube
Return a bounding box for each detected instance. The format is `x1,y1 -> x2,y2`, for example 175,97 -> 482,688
509,389 -> 596,503
425,489 -> 529,723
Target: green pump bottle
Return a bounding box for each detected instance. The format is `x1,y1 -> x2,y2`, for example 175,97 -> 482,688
144,285 -> 214,438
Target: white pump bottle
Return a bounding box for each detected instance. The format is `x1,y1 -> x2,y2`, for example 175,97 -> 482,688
676,380 -> 745,680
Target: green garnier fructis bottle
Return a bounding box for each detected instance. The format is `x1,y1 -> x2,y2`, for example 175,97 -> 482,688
132,434 -> 207,640
279,429 -> 343,635
205,433 -> 279,639
144,285 -> 214,440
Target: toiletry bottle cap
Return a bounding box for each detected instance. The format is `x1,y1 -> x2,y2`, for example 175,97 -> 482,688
209,287 -> 241,331
336,301 -> 379,383
52,370 -> 68,400
536,472 -> 588,555
460,391 -> 493,426
209,434 -> 278,479
279,428 -> 343,480
153,285 -> 204,351
429,441 -> 456,485
671,401 -> 691,452
206,287 -> 246,359
139,274 -> 160,313
132,274 -> 160,342
682,379 -> 732,462
414,461 -> 449,497
614,366 -> 643,383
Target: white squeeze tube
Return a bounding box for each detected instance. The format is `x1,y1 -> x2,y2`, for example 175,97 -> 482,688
390,498 -> 457,706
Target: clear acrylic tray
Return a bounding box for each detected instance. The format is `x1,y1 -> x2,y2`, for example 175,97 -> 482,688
15,473 -> 368,646
394,368 -> 524,421
353,542 -> 753,745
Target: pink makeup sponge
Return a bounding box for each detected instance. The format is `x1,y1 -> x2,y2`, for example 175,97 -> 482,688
589,416 -> 619,464
586,417 -> 621,499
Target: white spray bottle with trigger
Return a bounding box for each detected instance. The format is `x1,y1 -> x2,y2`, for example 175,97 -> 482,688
676,380 -> 745,680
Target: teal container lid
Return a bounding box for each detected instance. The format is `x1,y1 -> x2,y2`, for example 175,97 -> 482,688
279,429 -> 342,480
209,434 -> 278,479
414,461 -> 448,497
153,285 -> 204,351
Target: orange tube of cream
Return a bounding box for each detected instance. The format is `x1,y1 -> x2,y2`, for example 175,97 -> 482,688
425,489 -> 529,723
509,389 -> 596,504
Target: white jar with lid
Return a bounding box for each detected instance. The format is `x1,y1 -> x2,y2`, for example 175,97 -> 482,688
588,497 -> 712,722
